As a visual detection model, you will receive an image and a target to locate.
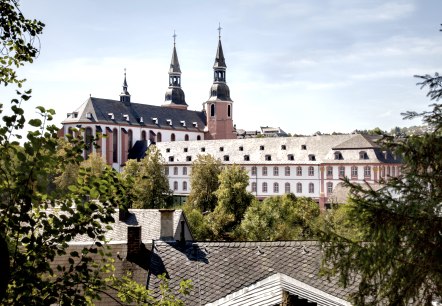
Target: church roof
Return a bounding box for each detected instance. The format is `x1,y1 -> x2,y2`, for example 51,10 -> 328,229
62,97 -> 206,132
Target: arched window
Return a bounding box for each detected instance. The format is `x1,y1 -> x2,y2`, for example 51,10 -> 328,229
308,166 -> 314,176
183,181 -> 187,191
296,183 -> 302,193
273,167 -> 279,176
149,130 -> 155,143
262,182 -> 268,193
359,151 -> 368,160
309,183 -> 314,193
197,135 -> 201,140
141,130 -> 147,141
173,167 -> 178,175
171,133 -> 176,142
334,151 -> 343,160
251,166 -> 257,176
262,167 -> 268,176
184,134 -> 189,141
273,182 -> 279,193
128,129 -> 133,150
173,181 -> 178,191
157,132 -> 162,142
227,104 -> 231,117
183,167 -> 187,175
112,128 -> 118,163
285,166 -> 290,176
84,127 -> 93,158
285,183 -> 290,193
210,104 -> 215,117
296,166 -> 302,176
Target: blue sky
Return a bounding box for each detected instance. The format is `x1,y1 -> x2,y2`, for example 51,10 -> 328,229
10,0 -> 442,135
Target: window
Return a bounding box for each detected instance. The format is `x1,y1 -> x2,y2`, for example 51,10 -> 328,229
309,183 -> 314,194
351,166 -> 358,177
273,183 -> 279,193
251,166 -> 257,176
197,135 -> 201,140
287,154 -> 294,161
183,181 -> 187,191
112,128 -> 118,163
186,156 -> 192,162
296,166 -> 302,176
359,151 -> 368,160
339,166 -> 345,177
166,148 -> 171,153
301,145 -> 307,150
219,147 -> 224,152
262,182 -> 268,193
380,166 -> 385,177
308,166 -> 314,176
296,183 -> 302,193
265,155 -> 272,161
327,182 -> 333,194
173,181 -> 178,191
184,134 -> 189,141
224,155 -> 229,161
184,147 -> 188,152
273,167 -> 279,176
281,145 -> 286,150
157,132 -> 162,142
210,104 -> 215,117
308,154 -> 316,161
149,130 -> 155,143
201,147 -> 205,152
173,167 -> 178,175
364,166 -> 371,178
183,167 -> 187,175
262,167 -> 268,176
227,104 -> 231,117
326,166 -> 333,178
392,167 -> 396,177
168,156 -> 174,162
260,145 -> 265,150
387,166 -> 391,176
334,151 -> 343,160
171,133 -> 176,141
141,130 -> 147,141
252,182 -> 257,192
285,183 -> 290,193
285,166 -> 290,176
244,155 -> 250,161
164,166 -> 169,176
128,129 -> 133,150
239,146 -> 244,151
84,127 -> 93,159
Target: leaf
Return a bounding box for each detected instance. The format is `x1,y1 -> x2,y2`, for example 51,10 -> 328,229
28,118 -> 42,127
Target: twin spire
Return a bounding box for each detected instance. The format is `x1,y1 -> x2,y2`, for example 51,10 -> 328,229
120,26 -> 230,107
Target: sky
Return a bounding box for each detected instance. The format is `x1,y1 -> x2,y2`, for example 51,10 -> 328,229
7,0 -> 442,135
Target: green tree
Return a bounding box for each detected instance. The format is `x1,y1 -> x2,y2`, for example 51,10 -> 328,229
186,154 -> 222,212
320,31 -> 442,304
239,194 -> 320,241
122,146 -> 171,209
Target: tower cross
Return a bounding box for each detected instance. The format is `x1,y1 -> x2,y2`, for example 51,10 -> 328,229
173,30 -> 177,45
217,23 -> 222,39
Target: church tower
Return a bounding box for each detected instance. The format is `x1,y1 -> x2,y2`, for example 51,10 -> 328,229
204,26 -> 235,140
120,69 -> 131,105
162,32 -> 188,110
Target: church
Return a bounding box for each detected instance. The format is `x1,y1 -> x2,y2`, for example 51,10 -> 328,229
60,32 -> 235,171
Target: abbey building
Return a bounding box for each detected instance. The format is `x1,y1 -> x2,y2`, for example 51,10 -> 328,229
60,34 -> 235,171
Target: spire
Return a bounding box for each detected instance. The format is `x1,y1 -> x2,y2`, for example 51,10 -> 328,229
208,24 -> 231,101
163,32 -> 188,109
214,23 -> 226,69
120,68 -> 131,104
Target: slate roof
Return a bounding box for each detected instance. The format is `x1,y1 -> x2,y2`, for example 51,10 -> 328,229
69,209 -> 193,243
147,240 -> 356,305
62,97 -> 206,132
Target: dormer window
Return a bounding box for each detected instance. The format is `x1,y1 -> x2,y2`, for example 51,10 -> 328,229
180,120 -> 186,127
108,113 -> 114,120
265,155 -> 272,161
224,155 -> 229,161
72,112 -> 78,118
186,156 -> 192,162
287,154 -> 294,161
138,117 -> 144,123
359,151 -> 368,160
334,151 -> 343,160
193,122 -> 198,128
86,113 -> 92,119
123,114 -> 129,121
152,117 -> 158,124
169,156 -> 174,162
308,154 -> 316,161
281,145 -> 286,150
301,145 -> 307,150
166,119 -> 172,126
260,145 -> 265,150
244,155 -> 250,161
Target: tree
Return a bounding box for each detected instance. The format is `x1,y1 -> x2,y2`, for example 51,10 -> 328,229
239,194 -> 320,241
320,27 -> 442,305
186,154 -> 222,212
121,145 -> 171,209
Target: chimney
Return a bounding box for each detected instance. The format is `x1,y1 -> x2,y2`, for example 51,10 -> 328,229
159,209 -> 175,241
127,226 -> 141,258
179,220 -> 186,246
